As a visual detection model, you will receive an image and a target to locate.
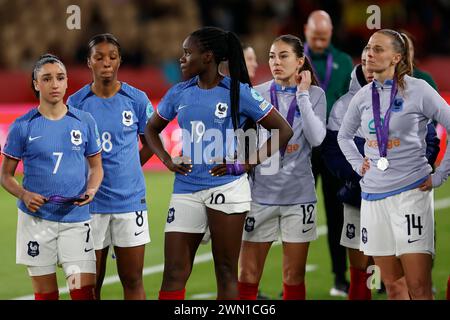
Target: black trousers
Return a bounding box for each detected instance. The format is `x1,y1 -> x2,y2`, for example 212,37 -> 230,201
312,146 -> 348,280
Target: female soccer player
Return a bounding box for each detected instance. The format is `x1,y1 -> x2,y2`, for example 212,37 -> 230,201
324,48 -> 440,300
238,34 -> 326,300
145,26 -> 293,300
338,29 -> 450,300
67,34 -> 154,300
0,54 -> 103,300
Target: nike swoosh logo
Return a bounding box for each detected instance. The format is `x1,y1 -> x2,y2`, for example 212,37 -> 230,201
134,231 -> 144,236
407,239 -> 421,243
28,136 -> 42,141
302,227 -> 313,233
84,248 -> 94,252
178,105 -> 188,111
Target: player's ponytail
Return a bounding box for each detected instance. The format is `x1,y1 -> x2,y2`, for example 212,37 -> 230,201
191,27 -> 256,163
376,29 -> 413,91
31,53 -> 65,98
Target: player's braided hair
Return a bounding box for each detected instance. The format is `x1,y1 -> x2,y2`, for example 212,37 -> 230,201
273,34 -> 319,86
375,29 -> 413,91
31,53 -> 66,99
190,27 -> 256,163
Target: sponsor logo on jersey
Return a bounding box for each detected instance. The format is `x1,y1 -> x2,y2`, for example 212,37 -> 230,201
244,217 -> 255,232
366,138 -> 401,149
27,241 -> 40,257
346,223 -> 356,239
215,102 -> 228,119
167,207 -> 175,223
122,110 -> 134,126
70,130 -> 82,146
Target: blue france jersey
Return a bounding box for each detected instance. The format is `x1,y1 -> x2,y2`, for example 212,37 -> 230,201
67,82 -> 154,213
2,107 -> 102,222
157,76 -> 274,193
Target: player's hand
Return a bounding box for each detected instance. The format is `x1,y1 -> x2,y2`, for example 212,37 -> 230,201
74,189 -> 96,206
21,190 -> 47,213
360,157 -> 370,176
209,158 -> 253,177
165,156 -> 192,176
418,176 -> 433,192
296,70 -> 312,92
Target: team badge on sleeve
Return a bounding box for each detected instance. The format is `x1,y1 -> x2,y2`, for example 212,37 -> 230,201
250,88 -> 264,102
70,130 -> 82,146
146,102 -> 154,120
215,102 -> 228,119
259,101 -> 271,111
27,241 -> 40,257
122,110 -> 134,126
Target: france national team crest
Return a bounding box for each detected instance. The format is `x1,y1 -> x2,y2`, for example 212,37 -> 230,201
215,102 -> 228,119
244,217 -> 255,232
167,207 -> 175,223
122,110 -> 134,126
27,241 -> 39,257
391,96 -> 404,112
70,130 -> 82,146
361,227 -> 368,244
346,223 -> 355,239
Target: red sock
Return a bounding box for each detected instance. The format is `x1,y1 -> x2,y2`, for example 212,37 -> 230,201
70,285 -> 95,300
34,291 -> 59,300
159,288 -> 186,300
283,282 -> 305,300
238,281 -> 258,300
349,267 -> 372,300
446,276 -> 450,300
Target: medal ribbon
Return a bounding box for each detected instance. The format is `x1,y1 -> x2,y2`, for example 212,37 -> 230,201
269,81 -> 297,158
371,79 -> 398,158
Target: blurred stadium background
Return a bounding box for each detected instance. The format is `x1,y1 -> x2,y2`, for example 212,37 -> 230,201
0,0 -> 449,300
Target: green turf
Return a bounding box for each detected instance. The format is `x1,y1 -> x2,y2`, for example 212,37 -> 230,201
0,171 -> 449,300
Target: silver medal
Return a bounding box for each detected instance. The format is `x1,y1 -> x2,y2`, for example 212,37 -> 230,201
377,157 -> 389,171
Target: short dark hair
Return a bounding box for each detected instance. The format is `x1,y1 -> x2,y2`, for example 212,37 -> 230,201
87,33 -> 121,58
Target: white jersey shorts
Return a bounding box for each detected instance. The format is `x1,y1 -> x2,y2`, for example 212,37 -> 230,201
242,202 -> 318,243
16,209 -> 96,276
360,188 -> 434,257
340,203 -> 362,250
165,175 -> 251,234
91,210 -> 150,250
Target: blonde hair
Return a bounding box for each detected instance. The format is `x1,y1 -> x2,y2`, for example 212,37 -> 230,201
375,29 -> 413,91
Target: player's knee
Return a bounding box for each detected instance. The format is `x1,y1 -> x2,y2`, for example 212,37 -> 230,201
215,262 -> 235,282
283,268 -> 305,285
384,278 -> 408,299
163,263 -> 191,284
120,273 -> 143,290
407,280 -> 432,299
239,267 -> 261,284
